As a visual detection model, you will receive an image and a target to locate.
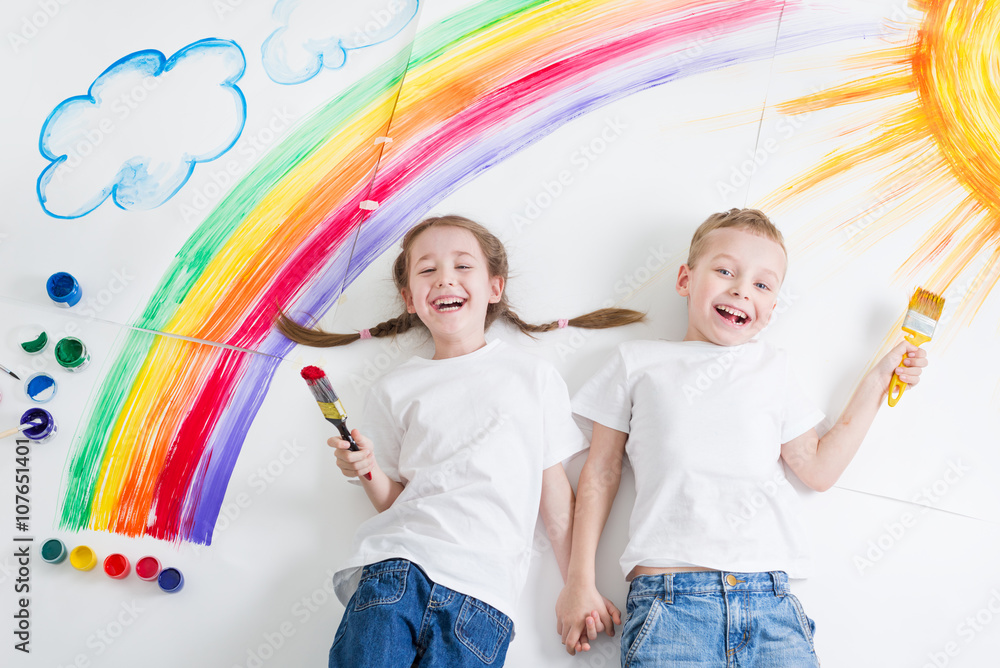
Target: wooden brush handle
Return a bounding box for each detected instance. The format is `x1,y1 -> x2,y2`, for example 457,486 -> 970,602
0,424 -> 30,439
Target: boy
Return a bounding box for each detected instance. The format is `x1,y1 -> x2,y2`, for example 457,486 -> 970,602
556,208 -> 927,665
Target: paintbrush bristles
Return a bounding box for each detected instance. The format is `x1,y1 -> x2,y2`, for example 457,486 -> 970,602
907,287 -> 945,321
300,366 -> 350,421
303,373 -> 339,404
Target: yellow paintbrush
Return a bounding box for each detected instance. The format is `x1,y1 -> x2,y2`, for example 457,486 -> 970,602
887,287 -> 944,407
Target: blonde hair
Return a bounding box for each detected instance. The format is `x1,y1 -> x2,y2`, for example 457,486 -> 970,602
687,208 -> 786,268
277,215 -> 645,346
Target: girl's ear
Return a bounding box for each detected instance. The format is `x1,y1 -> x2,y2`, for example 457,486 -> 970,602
676,265 -> 692,297
401,287 -> 416,313
488,275 -> 505,304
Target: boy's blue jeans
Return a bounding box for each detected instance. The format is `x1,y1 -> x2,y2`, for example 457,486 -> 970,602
621,571 -> 819,667
329,559 -> 513,668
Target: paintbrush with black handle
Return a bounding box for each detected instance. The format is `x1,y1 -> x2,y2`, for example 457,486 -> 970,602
300,365 -> 371,480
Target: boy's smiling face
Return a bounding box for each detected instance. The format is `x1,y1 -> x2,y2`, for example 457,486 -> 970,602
676,226 -> 786,346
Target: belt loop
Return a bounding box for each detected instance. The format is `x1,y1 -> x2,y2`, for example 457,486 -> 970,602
663,574 -> 673,604
770,571 -> 786,597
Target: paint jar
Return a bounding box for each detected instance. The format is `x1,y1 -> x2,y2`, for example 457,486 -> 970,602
20,331 -> 48,354
69,545 -> 98,571
24,372 -> 57,403
55,337 -> 90,372
47,272 -> 82,307
103,554 -> 130,579
135,556 -> 161,581
41,538 -> 67,564
157,567 -> 184,593
20,408 -> 56,444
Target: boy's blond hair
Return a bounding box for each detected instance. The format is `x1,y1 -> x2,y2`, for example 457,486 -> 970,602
687,208 -> 786,268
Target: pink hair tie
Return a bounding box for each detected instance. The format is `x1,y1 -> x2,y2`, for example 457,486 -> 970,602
557,319 -> 569,329
359,329 -> 372,340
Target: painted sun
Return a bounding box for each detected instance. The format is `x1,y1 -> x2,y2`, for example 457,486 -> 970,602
762,0 -> 1000,331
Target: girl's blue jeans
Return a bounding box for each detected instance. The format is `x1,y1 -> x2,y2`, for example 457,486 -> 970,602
621,571 -> 820,667
329,559 -> 513,668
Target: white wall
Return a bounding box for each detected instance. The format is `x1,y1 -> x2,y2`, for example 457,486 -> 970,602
2,1 -> 998,667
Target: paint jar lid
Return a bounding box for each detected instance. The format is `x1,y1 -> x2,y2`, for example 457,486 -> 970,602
46,272 -> 82,307
24,372 -> 57,403
157,567 -> 184,593
41,538 -> 67,564
20,331 -> 48,354
135,556 -> 161,581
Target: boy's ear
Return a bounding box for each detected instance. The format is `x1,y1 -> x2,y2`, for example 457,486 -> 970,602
676,265 -> 691,297
401,287 -> 416,313
488,275 -> 505,303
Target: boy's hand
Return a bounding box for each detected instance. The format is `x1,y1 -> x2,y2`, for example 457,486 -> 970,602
874,342 -> 928,393
329,429 -> 376,479
556,582 -> 621,655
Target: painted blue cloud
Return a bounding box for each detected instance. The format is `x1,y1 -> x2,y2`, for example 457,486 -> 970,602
37,38 -> 247,219
262,0 -> 419,85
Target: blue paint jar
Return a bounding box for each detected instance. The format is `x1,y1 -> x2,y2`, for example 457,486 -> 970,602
157,567 -> 184,593
20,408 -> 56,443
46,272 -> 82,307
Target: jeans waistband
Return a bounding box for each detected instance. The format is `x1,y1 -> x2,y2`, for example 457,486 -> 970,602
629,571 -> 789,601
361,558 -> 415,578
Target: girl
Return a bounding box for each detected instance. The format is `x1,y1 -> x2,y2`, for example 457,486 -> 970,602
277,215 -> 641,667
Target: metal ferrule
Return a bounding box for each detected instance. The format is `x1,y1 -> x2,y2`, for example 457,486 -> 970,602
902,309 -> 937,338
318,400 -> 347,421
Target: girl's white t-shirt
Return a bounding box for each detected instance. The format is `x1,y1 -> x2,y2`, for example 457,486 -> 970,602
332,339 -> 587,623
572,339 -> 824,579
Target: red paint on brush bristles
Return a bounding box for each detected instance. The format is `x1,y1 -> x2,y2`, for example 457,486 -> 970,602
301,366 -> 339,403
300,365 -> 326,381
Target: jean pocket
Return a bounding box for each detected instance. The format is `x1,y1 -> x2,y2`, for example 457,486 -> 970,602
786,594 -> 817,651
455,597 -> 512,665
353,566 -> 407,611
622,597 -> 664,668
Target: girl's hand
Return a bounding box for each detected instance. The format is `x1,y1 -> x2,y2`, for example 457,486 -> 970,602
329,429 -> 377,479
874,342 -> 928,392
556,582 -> 621,655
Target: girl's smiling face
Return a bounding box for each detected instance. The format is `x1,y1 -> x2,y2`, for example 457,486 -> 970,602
676,227 -> 786,346
401,225 -> 504,358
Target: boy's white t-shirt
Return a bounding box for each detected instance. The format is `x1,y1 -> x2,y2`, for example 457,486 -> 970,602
332,339 -> 587,624
572,339 -> 824,579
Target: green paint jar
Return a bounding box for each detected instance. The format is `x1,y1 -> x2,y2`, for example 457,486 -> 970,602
41,538 -> 67,564
55,337 -> 91,372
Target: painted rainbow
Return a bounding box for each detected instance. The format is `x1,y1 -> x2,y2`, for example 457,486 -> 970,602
57,0 -> 853,543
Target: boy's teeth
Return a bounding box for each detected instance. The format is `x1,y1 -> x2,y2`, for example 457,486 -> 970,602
718,305 -> 748,318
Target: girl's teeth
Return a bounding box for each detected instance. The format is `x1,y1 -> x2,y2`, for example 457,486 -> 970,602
434,299 -> 464,311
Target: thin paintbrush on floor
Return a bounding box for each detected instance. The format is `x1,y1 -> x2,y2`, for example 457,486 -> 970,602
0,420 -> 41,440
